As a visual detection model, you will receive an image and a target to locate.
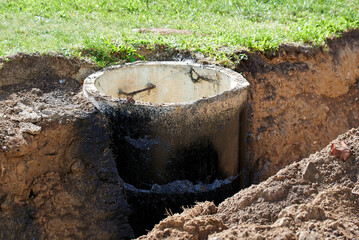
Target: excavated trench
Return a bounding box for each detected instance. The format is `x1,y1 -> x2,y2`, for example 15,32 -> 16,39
0,30 -> 358,239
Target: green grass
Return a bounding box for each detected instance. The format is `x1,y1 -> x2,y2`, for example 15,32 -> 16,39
1,0 -> 359,66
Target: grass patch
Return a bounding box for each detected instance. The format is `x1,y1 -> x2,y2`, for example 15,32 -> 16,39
1,0 -> 359,66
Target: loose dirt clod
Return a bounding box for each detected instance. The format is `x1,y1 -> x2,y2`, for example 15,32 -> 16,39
331,140 -> 351,161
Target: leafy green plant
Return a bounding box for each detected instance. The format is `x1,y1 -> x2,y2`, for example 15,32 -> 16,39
82,36 -> 145,66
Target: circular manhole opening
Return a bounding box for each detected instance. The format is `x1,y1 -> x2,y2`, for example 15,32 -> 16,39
83,61 -> 249,235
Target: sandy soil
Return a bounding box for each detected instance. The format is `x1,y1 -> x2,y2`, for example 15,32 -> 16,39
140,127 -> 359,239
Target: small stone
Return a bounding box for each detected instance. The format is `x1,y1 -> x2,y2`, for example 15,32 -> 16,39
16,163 -> 26,175
273,174 -> 286,181
19,122 -> 41,135
254,235 -> 265,240
71,160 -> 85,173
329,221 -> 339,229
308,223 -> 315,230
352,184 -> 359,195
41,110 -> 54,116
298,230 -> 320,240
6,128 -> 16,136
0,201 -> 12,211
36,103 -> 46,111
13,106 -> 21,114
263,184 -> 288,201
302,161 -> 320,181
31,88 -> 43,96
296,211 -> 309,221
274,217 -> 291,227
274,230 -> 294,240
18,110 -> 41,123
297,205 -> 325,220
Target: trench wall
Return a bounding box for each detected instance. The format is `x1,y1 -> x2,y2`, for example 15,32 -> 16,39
235,31 -> 359,183
0,114 -> 133,239
0,55 -> 133,239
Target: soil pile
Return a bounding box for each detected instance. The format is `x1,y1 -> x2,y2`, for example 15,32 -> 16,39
140,127 -> 359,239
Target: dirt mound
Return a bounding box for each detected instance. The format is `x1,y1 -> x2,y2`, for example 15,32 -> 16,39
140,127 -> 359,239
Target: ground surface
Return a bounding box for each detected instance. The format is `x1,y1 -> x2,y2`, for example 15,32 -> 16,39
140,127 -> 359,239
0,30 -> 358,239
1,0 -> 359,66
